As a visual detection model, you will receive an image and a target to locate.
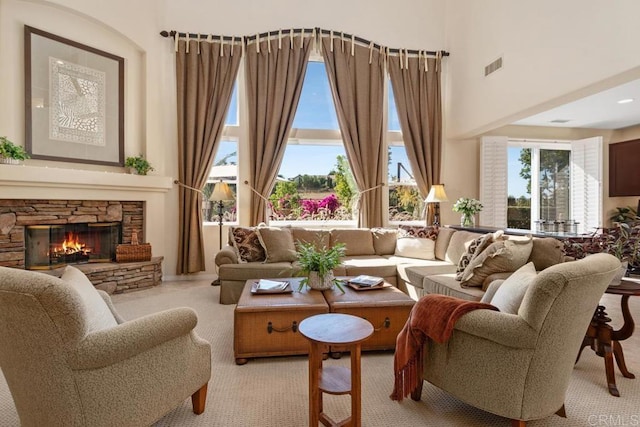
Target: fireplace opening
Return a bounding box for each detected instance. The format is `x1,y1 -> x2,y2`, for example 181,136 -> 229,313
25,223 -> 122,270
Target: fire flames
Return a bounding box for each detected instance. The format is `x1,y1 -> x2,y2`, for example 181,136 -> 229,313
52,233 -> 90,255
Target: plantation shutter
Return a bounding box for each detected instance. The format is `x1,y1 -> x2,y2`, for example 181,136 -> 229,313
479,136 -> 508,228
570,136 -> 602,234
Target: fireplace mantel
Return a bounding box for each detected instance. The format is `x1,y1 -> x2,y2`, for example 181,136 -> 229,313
0,164 -> 173,194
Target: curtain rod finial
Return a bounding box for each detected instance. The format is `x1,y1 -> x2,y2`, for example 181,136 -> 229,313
160,31 -> 170,37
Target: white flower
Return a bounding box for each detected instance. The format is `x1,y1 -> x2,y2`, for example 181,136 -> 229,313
452,198 -> 483,215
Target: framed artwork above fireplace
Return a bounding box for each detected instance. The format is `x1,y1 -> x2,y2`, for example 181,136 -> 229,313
24,25 -> 124,166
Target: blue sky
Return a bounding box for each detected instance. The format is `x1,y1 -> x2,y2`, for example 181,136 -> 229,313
215,62 -> 526,197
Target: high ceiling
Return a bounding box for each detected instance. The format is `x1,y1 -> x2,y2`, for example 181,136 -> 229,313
513,78 -> 640,130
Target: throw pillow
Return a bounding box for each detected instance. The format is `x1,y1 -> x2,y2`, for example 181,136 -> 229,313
256,227 -> 297,263
489,262 -> 537,314
229,226 -> 266,263
455,230 -> 504,280
394,225 -> 439,260
527,237 -> 565,270
460,236 -> 533,288
372,228 -> 397,255
60,265 -> 118,333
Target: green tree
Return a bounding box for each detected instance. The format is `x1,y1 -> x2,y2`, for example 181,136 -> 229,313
518,148 -> 532,194
269,181 -> 300,210
332,155 -> 356,210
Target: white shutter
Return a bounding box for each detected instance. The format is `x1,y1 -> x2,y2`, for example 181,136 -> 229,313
571,136 -> 602,234
480,136 -> 508,228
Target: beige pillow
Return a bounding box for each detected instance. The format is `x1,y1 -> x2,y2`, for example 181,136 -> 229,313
330,229 -> 375,256
527,237 -> 565,270
394,225 -> 439,260
455,230 -> 504,280
460,237 -> 533,288
291,228 -> 331,251
489,262 -> 537,314
372,228 -> 397,255
256,227 -> 297,263
60,266 -> 118,333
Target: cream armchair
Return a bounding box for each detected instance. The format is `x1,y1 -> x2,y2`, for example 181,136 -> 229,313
414,253 -> 620,426
0,266 -> 211,427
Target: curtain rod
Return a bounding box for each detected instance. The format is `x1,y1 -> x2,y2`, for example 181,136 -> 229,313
159,28 -> 450,57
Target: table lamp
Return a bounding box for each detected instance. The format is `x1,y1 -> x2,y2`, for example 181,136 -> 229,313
425,184 -> 448,226
209,181 -> 235,250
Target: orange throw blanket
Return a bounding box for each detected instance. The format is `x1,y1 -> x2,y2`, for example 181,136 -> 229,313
390,294 -> 498,401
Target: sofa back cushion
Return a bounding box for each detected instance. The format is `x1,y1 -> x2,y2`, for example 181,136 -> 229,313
527,237 -> 565,270
435,227 -> 456,260
330,229 -> 375,256
444,230 -> 484,265
372,228 -> 397,255
292,228 -> 331,251
256,227 -> 297,263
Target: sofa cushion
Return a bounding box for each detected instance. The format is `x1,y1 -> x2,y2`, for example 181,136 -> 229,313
291,228 -> 331,251
341,255 -> 398,278
394,225 -> 438,260
230,227 -> 266,263
372,228 -> 397,255
460,237 -> 533,288
527,237 -> 565,270
330,229 -> 375,256
489,262 -> 537,314
257,227 -> 297,263
422,273 -> 485,301
60,265 -> 117,333
455,231 -> 503,280
219,262 -> 294,281
402,263 -> 459,289
444,230 -> 484,265
435,227 -> 456,260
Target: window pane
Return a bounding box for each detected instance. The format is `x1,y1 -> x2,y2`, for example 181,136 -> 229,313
388,81 -> 401,131
203,139 -> 237,223
271,142 -> 354,221
292,62 -> 339,130
388,146 -> 423,221
224,84 -> 238,126
507,147 -> 531,229
538,149 -> 570,223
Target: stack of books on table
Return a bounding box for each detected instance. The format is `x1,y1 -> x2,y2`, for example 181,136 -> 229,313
347,275 -> 384,289
254,279 -> 290,293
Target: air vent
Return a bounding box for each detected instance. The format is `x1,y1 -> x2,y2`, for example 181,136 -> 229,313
550,119 -> 571,124
484,56 -> 503,76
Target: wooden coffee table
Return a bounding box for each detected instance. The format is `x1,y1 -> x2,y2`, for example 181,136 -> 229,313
234,278 -> 329,365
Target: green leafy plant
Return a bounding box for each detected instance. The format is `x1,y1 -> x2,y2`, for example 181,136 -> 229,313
296,241 -> 346,292
125,155 -> 154,175
610,206 -> 638,225
0,136 -> 30,161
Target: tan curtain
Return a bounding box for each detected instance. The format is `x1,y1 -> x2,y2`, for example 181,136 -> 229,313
388,54 -> 442,225
320,37 -> 385,228
245,35 -> 312,225
176,39 -> 242,274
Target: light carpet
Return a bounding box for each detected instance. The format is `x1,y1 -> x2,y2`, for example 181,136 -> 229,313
1,280 -> 639,426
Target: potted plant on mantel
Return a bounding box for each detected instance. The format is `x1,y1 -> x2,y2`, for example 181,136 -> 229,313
296,242 -> 346,292
125,155 -> 154,175
0,136 -> 30,164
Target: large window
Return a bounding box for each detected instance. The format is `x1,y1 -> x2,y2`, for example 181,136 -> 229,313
203,85 -> 238,223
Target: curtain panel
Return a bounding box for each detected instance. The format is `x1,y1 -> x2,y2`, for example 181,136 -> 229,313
388,54 -> 442,225
320,37 -> 386,228
245,35 -> 312,225
176,39 -> 242,274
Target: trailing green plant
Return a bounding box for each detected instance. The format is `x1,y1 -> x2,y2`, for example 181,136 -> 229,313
125,155 -> 154,175
610,206 -> 638,225
296,241 -> 346,292
0,136 -> 30,161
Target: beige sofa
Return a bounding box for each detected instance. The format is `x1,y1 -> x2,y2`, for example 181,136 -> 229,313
215,226 -> 565,304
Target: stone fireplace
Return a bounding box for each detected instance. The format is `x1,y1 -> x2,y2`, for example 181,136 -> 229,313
0,199 -> 162,293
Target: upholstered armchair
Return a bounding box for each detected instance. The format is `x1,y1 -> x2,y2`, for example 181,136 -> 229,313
0,265 -> 211,427
413,253 -> 620,426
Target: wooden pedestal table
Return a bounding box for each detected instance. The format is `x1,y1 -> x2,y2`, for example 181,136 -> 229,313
299,313 -> 374,427
577,279 -> 640,396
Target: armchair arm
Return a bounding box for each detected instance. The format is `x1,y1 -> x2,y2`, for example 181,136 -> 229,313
69,307 -> 198,370
453,309 -> 538,349
215,245 -> 238,266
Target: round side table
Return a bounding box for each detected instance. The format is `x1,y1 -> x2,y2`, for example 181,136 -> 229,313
299,313 -> 373,427
576,279 -> 640,396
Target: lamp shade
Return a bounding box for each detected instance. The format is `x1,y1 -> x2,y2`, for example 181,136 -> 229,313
209,181 -> 235,202
425,184 -> 448,203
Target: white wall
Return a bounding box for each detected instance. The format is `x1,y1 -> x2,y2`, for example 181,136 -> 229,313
445,0 -> 640,139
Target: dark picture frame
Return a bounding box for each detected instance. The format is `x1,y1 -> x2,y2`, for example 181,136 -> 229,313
24,26 -> 124,166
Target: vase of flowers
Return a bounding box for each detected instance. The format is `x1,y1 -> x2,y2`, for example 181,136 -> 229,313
452,197 -> 483,227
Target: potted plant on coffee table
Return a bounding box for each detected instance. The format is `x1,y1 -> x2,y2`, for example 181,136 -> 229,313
0,136 -> 30,164
296,242 -> 346,292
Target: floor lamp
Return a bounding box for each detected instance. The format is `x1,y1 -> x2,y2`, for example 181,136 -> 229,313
209,181 -> 235,286
425,184 -> 448,226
